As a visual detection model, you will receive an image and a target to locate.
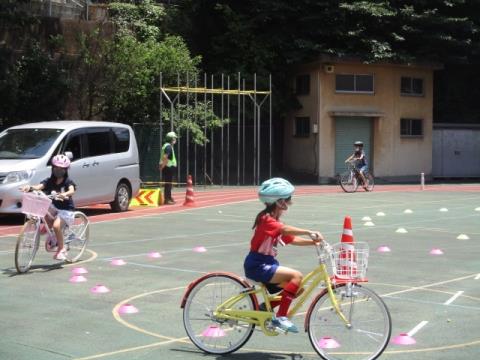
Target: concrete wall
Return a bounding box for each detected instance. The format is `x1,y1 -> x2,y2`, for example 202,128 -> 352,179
286,61 -> 435,182
283,67 -> 320,175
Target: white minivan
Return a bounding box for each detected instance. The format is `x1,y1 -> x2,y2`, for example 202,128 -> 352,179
0,121 -> 140,213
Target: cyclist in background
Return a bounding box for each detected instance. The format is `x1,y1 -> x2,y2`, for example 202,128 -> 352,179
20,154 -> 76,260
345,141 -> 368,189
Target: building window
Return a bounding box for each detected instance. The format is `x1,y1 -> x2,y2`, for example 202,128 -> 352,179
294,117 -> 310,137
400,118 -> 423,137
401,77 -> 424,96
295,74 -> 310,95
335,74 -> 374,93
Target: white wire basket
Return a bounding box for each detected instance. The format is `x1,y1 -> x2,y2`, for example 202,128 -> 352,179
21,192 -> 52,217
330,242 -> 369,280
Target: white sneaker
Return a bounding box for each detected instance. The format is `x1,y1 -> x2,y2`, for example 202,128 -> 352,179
272,316 -> 299,333
54,248 -> 68,261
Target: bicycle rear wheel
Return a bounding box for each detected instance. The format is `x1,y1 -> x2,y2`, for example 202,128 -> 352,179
364,173 -> 375,192
307,284 -> 391,360
15,219 -> 40,273
183,274 -> 255,354
64,212 -> 89,263
339,171 -> 358,193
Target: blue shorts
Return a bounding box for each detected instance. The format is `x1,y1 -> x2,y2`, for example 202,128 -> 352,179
356,165 -> 368,174
244,252 -> 279,283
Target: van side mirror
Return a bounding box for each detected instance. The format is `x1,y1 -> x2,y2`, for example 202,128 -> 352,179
65,151 -> 74,160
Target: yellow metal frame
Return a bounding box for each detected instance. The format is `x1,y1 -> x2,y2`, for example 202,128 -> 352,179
212,263 -> 350,336
161,86 -> 271,96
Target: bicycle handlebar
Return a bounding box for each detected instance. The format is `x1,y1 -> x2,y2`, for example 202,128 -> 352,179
29,189 -> 66,202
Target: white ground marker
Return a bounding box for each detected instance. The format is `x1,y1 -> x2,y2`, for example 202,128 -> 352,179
364,221 -> 375,227
475,207 -> 480,212
444,291 -> 464,305
404,209 -> 413,214
439,207 -> 449,212
376,212 -> 386,217
475,274 -> 480,280
456,234 -> 470,240
407,321 -> 429,337
362,216 -> 372,221
396,227 -> 408,234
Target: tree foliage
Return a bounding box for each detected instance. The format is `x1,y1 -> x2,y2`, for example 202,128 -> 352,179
172,0 -> 480,71
0,40 -> 70,127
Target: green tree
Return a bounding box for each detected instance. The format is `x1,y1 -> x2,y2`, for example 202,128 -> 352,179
161,102 -> 229,145
108,0 -> 166,41
101,34 -> 200,123
0,40 -> 70,127
170,0 -> 479,116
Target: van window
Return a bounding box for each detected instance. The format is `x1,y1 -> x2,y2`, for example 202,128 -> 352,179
86,129 -> 111,157
64,133 -> 83,161
112,128 -> 130,153
0,128 -> 63,159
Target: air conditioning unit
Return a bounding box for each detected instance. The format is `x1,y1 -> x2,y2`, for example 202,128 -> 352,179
324,65 -> 334,74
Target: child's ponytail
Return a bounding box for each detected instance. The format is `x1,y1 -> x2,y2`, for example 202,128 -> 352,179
252,203 -> 277,229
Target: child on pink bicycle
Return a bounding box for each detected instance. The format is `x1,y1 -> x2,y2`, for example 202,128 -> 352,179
20,154 -> 76,260
244,177 -> 323,333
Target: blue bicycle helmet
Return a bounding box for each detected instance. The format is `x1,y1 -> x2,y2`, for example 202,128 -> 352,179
258,178 -> 295,205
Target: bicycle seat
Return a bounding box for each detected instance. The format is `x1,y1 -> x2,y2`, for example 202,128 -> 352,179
246,279 -> 283,294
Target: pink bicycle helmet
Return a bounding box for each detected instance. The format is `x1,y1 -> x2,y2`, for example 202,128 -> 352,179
52,154 -> 71,168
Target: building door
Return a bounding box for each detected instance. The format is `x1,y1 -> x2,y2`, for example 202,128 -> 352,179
334,117 -> 372,175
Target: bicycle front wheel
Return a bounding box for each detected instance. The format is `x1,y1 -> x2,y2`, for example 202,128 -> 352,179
364,173 -> 375,192
15,219 -> 40,273
339,171 -> 358,193
307,284 -> 391,360
64,212 -> 89,263
183,274 -> 256,354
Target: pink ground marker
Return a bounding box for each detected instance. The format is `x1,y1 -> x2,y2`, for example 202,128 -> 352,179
148,251 -> 162,259
377,246 -> 391,253
69,275 -> 87,283
111,259 -> 127,266
90,284 -> 110,294
201,325 -> 225,338
391,333 -> 416,345
71,267 -> 88,275
193,246 -> 207,253
118,303 -> 139,314
430,248 -> 444,255
318,337 -> 341,349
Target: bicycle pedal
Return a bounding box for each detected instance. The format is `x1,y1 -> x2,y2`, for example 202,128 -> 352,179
274,327 -> 287,334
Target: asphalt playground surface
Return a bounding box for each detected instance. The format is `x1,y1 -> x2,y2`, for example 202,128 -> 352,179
0,184 -> 479,360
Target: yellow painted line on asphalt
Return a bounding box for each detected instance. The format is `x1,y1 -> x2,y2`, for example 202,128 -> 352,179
111,286 -> 190,342
72,339 -> 181,360
75,273 -> 480,359
64,248 -> 98,267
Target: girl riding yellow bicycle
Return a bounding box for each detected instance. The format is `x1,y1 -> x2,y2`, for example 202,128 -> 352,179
244,177 -> 323,333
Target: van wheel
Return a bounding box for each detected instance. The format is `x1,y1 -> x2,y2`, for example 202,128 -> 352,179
110,182 -> 131,212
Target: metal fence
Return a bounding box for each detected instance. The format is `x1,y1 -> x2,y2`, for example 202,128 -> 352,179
20,0 -> 86,20
135,73 -> 273,186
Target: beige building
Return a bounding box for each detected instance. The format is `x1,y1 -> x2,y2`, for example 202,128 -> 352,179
284,56 -> 440,183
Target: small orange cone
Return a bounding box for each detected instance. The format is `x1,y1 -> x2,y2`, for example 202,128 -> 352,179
338,216 -> 356,279
340,216 -> 354,243
183,175 -> 196,207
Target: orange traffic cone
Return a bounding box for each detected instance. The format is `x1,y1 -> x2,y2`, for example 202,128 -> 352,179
340,216 -> 354,243
338,216 -> 357,279
183,175 -> 196,207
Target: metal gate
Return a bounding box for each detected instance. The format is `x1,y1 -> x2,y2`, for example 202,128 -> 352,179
433,126 -> 480,177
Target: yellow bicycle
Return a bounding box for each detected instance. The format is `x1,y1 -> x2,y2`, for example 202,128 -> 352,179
181,240 -> 391,360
